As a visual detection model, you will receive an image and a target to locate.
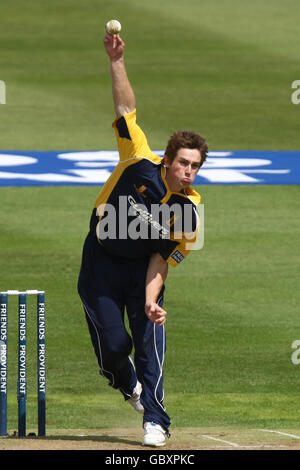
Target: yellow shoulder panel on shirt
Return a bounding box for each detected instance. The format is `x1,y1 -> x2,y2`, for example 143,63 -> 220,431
112,109 -> 161,164
94,110 -> 161,210
94,158 -> 139,210
185,186 -> 201,205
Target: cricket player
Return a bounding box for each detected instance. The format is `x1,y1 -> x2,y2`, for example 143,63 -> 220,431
78,32 -> 208,447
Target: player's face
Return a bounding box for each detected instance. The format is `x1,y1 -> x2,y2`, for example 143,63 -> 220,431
164,148 -> 202,192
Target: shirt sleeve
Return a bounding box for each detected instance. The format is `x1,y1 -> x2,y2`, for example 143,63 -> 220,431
112,109 -> 159,162
158,205 -> 200,267
158,233 -> 197,267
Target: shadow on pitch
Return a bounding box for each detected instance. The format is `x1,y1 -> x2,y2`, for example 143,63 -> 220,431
36,434 -> 142,446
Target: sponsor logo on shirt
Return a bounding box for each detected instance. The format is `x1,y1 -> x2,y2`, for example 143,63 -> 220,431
171,250 -> 185,264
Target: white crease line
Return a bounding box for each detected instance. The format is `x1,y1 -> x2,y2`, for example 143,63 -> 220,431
218,445 -> 266,449
201,435 -> 240,447
258,429 -> 300,440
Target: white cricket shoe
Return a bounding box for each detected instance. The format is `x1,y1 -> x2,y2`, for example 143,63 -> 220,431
143,422 -> 166,447
128,381 -> 144,414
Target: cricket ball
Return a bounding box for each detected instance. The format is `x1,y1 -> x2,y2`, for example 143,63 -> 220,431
105,20 -> 122,35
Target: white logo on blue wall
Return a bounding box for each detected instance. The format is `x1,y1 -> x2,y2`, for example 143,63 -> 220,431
0,150 -> 297,186
0,80 -> 6,104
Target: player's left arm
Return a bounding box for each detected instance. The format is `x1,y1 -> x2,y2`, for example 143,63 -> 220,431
145,253 -> 168,326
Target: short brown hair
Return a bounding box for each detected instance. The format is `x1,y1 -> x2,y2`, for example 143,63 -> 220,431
164,131 -> 208,167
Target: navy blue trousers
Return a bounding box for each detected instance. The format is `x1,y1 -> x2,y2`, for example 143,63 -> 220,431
78,232 -> 171,433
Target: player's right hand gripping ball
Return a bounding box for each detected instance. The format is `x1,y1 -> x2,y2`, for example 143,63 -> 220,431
105,20 -> 122,35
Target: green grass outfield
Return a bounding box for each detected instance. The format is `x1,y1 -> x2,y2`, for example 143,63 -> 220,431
1,0 -> 300,435
1,0 -> 299,150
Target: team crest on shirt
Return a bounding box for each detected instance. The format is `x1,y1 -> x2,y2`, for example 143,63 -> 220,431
134,184 -> 147,198
166,214 -> 180,227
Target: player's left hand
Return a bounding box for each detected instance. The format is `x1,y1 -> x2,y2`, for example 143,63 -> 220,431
145,302 -> 167,326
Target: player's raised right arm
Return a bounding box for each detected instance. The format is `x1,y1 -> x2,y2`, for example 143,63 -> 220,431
103,33 -> 136,119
